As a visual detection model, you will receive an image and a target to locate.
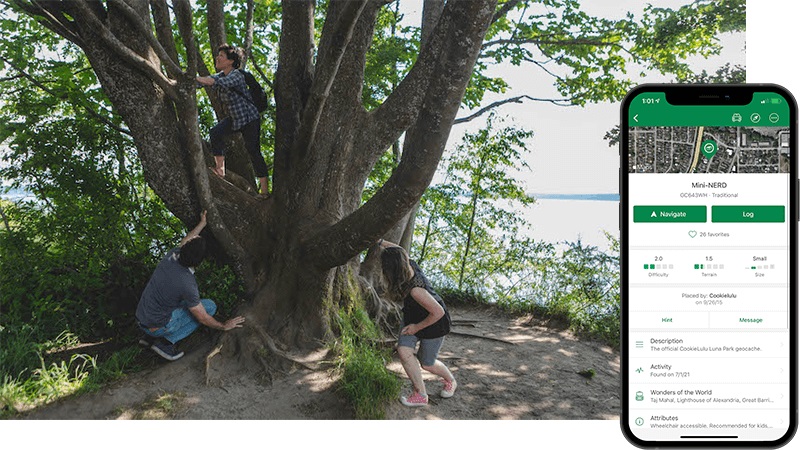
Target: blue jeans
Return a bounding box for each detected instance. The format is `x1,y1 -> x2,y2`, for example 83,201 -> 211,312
143,299 -> 217,344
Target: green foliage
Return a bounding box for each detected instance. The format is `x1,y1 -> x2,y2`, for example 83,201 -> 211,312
81,346 -> 141,392
415,116 -> 620,346
0,346 -> 141,417
333,305 -> 401,419
414,114 -> 535,291
476,0 -> 745,106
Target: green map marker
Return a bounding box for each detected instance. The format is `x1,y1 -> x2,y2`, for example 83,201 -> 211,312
701,139 -> 717,159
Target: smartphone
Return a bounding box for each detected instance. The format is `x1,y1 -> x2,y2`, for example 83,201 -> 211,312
620,84 -> 797,447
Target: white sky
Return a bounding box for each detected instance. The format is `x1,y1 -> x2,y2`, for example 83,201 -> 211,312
401,1 -> 746,195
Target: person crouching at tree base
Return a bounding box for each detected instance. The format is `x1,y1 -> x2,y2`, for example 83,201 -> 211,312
135,211 -> 245,361
378,239 -> 457,406
196,44 -> 269,195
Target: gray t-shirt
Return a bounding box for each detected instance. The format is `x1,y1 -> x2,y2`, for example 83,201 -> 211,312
136,247 -> 201,328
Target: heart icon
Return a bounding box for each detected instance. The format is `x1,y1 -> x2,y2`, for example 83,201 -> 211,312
688,230 -> 697,238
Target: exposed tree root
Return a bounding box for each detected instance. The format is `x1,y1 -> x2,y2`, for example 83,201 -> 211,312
204,344 -> 223,386
449,331 -> 516,345
359,275 -> 401,336
251,325 -> 318,371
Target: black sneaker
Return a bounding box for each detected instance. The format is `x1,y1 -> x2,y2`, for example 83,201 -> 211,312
150,338 -> 184,361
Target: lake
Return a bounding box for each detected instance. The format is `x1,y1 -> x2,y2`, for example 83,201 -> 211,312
521,195 -> 619,251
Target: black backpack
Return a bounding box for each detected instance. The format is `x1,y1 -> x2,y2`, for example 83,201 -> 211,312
236,69 -> 269,114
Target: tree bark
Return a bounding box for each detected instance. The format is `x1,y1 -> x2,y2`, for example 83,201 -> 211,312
13,0 -> 499,379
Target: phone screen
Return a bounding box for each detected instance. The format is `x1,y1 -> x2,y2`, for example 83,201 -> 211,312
621,86 -> 797,446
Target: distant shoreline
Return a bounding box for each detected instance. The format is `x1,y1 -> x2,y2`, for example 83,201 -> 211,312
531,193 -> 619,202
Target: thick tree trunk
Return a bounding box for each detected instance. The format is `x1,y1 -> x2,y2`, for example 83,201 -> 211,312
15,0 -> 498,382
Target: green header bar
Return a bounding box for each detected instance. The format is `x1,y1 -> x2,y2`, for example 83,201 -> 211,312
629,92 -> 790,127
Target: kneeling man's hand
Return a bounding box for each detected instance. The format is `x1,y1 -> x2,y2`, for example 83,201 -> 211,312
223,316 -> 246,331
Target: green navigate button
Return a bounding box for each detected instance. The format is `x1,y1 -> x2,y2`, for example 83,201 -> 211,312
712,205 -> 785,223
633,206 -> 707,223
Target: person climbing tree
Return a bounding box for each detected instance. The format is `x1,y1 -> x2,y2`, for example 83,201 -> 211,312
197,44 -> 269,195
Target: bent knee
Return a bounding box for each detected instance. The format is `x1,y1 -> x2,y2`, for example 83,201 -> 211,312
201,299 -> 217,316
397,346 -> 415,358
421,363 -> 436,372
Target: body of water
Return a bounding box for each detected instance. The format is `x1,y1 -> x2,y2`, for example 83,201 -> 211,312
522,195 -> 619,251
0,186 -> 35,202
2,186 -> 619,251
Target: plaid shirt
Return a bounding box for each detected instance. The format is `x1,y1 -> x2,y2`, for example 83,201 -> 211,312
211,69 -> 259,131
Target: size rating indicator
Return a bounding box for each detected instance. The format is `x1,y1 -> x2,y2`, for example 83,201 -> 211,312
747,264 -> 775,270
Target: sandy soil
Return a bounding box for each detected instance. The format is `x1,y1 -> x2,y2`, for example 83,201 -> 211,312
21,305 -> 619,420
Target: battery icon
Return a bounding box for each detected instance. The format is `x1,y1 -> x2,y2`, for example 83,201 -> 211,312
771,98 -> 782,104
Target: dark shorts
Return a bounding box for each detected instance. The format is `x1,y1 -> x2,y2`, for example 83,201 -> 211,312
398,332 -> 445,367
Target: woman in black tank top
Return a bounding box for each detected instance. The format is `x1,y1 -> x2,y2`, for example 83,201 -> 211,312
379,240 -> 457,407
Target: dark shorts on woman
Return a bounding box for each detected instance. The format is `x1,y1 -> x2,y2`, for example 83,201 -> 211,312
398,331 -> 445,367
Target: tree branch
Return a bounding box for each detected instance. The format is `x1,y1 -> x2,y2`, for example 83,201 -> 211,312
206,0 -> 226,52
453,95 -> 572,125
150,0 -> 181,68
273,0 -> 314,195
70,1 -> 177,98
173,0 -> 197,77
107,0 -> 183,78
305,0 -> 498,269
10,0 -> 82,44
0,55 -> 132,137
243,0 -> 255,68
293,0 -> 368,160
482,37 -> 622,50
173,81 -> 257,291
358,1 -> 452,164
491,0 -> 522,25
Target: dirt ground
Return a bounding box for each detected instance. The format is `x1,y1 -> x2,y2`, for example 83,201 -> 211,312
20,305 -> 620,420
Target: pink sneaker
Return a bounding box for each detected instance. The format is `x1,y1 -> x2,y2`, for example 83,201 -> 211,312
400,391 -> 428,407
440,378 -> 457,398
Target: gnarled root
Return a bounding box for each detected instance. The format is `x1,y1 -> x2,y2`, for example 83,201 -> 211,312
204,322 -> 320,387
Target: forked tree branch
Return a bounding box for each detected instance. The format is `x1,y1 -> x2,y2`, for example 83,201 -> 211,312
70,1 -> 177,98
482,37 -> 622,50
173,0 -> 198,77
293,0 -> 368,159
107,0 -> 183,78
492,0 -> 522,24
306,0 -> 498,269
10,0 -> 81,44
150,0 -> 181,69
453,94 -> 573,125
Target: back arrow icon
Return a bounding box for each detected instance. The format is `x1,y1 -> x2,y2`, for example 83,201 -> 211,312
634,114 -> 639,123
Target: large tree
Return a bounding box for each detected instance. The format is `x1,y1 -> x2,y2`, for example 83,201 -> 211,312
7,0 -> 742,380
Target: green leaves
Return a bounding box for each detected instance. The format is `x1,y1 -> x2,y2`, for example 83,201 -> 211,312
471,0 -> 744,106
413,114 -> 535,291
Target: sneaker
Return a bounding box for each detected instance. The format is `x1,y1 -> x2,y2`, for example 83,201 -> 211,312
440,378 -> 457,398
150,338 -> 184,361
400,392 -> 428,407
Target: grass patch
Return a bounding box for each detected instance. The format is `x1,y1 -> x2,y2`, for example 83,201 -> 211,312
0,345 -> 141,418
332,306 -> 401,420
